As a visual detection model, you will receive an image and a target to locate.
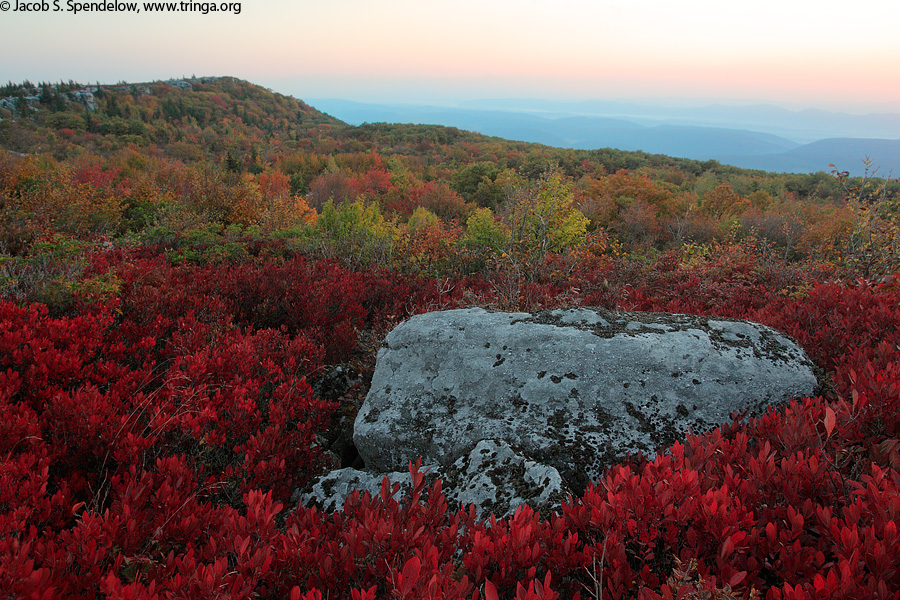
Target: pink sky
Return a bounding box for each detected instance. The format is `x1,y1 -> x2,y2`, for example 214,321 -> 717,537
2,0 -> 899,112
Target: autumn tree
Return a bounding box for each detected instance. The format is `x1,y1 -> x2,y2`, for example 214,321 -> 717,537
741,203 -> 804,260
463,207 -> 508,253
612,198 -> 663,250
256,170 -> 316,232
306,171 -> 355,210
700,182 -> 749,220
664,191 -> 720,248
406,206 -> 440,234
451,162 -> 503,209
404,181 -> 472,221
315,199 -> 400,265
575,170 -> 674,235
505,169 -> 589,261
831,159 -> 900,276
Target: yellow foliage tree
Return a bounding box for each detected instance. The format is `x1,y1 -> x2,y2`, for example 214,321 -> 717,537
700,182 -> 749,220
507,170 -> 589,260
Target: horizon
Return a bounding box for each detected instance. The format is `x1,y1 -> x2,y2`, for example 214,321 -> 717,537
297,93 -> 900,118
6,72 -> 900,119
1,0 -> 899,116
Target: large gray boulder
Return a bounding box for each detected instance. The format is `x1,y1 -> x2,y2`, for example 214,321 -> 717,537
354,307 -> 818,492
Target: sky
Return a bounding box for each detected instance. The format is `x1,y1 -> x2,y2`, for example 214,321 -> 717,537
1,0 -> 899,113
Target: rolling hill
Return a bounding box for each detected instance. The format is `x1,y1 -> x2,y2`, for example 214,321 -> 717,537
310,98 -> 900,176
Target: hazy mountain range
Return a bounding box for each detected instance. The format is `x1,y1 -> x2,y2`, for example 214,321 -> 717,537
309,98 -> 900,177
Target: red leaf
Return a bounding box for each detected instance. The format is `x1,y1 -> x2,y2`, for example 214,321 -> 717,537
399,556 -> 421,596
485,580 -> 499,600
720,535 -> 734,559
824,406 -> 836,439
813,574 -> 826,591
728,570 -> 747,587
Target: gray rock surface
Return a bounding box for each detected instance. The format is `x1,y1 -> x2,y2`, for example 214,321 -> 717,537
443,439 -> 569,519
297,439 -> 568,519
354,307 -> 818,492
294,466 -> 439,513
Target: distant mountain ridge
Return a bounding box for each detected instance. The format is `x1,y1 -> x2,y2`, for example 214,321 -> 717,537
456,98 -> 900,142
717,138 -> 900,177
309,98 -> 900,176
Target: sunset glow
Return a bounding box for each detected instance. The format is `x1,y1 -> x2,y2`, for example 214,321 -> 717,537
1,0 -> 898,110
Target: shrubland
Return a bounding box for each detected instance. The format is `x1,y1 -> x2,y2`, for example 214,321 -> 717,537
1,77 -> 900,599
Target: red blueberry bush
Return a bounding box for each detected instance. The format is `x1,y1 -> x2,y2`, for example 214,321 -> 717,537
2,242 -> 900,599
